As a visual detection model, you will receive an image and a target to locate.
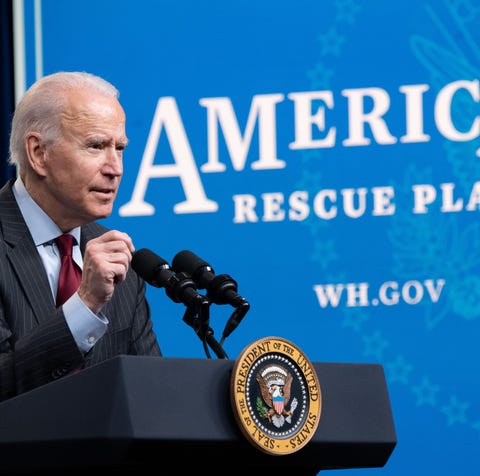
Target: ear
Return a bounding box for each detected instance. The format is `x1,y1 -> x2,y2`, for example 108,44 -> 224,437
25,132 -> 48,177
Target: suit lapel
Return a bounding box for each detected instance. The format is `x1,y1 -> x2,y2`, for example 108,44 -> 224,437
0,180 -> 56,323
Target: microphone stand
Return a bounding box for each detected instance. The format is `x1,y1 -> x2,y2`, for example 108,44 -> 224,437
220,300 -> 250,346
182,299 -> 228,359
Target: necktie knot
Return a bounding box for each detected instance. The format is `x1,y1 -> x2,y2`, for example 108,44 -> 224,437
55,233 -> 74,257
55,234 -> 82,307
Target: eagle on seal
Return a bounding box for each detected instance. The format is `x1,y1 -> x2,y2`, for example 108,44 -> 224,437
256,365 -> 293,421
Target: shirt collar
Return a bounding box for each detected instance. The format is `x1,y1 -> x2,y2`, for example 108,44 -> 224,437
12,177 -> 81,246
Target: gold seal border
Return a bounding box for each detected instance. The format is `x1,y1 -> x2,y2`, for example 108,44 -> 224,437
230,336 -> 322,456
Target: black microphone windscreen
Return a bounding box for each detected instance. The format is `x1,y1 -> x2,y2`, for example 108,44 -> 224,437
172,250 -> 210,275
131,248 -> 169,283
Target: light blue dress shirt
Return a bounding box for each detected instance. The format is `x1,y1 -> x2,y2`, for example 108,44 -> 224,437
12,177 -> 108,353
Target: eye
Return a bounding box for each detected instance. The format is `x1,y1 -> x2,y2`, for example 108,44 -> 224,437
88,141 -> 104,150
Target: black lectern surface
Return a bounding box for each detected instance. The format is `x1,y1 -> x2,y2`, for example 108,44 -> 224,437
0,355 -> 396,475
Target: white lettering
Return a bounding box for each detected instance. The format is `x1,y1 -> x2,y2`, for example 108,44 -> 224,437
412,184 -> 436,214
313,189 -> 336,219
288,191 -> 309,221
424,279 -> 445,303
378,281 -> 399,306
402,280 -> 424,305
262,193 -> 285,222
466,182 -> 480,211
372,186 -> 396,215
288,91 -> 335,149
233,194 -> 259,223
440,183 -> 463,212
119,81 -> 479,218
313,284 -> 344,308
342,188 -> 368,218
314,279 -> 445,308
342,87 -> 397,146
346,283 -> 369,307
435,79 -> 480,142
199,94 -> 286,172
119,97 -> 217,216
400,84 -> 431,143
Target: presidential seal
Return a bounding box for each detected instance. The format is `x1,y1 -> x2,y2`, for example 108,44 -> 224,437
230,336 -> 322,455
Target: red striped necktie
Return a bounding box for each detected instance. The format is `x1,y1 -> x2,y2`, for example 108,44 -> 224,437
55,234 -> 82,307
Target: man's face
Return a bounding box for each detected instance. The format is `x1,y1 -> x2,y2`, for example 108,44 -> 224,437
41,88 -> 128,229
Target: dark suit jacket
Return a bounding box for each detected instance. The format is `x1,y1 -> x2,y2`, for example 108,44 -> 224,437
0,178 -> 161,401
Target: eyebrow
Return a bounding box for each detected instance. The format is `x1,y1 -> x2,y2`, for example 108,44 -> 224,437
88,136 -> 128,146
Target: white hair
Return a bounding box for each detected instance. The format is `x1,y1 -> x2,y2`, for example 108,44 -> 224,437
8,71 -> 120,169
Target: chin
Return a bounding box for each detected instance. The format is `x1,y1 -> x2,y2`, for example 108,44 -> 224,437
92,205 -> 114,219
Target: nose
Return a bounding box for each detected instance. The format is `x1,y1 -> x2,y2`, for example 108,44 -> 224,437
102,148 -> 123,177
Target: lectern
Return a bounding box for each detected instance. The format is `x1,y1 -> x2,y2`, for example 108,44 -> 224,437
0,355 -> 396,475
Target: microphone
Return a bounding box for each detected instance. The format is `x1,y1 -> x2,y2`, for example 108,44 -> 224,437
131,248 -> 227,359
171,250 -> 250,339
131,248 -> 208,310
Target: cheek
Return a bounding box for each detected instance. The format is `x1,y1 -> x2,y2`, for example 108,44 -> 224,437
54,167 -> 86,187
52,170 -> 96,200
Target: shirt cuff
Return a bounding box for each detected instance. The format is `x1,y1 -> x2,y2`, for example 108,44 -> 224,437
63,292 -> 109,353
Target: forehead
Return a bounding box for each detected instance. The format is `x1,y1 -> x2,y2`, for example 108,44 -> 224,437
62,88 -> 126,137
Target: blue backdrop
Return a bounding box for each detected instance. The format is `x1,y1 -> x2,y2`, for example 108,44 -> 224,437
19,0 -> 480,474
